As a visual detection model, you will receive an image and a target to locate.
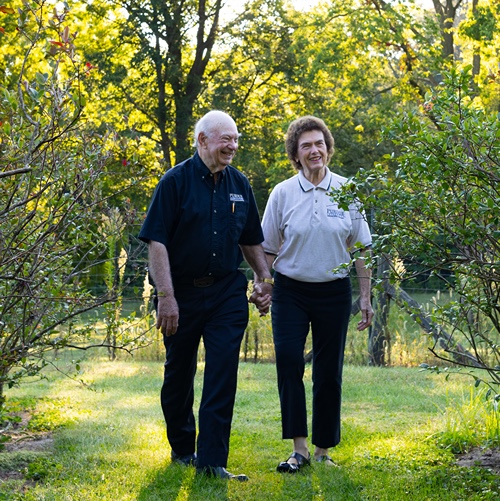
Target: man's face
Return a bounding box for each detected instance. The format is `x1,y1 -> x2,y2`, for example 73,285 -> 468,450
198,119 -> 239,172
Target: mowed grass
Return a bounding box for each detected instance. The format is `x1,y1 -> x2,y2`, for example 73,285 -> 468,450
2,360 -> 500,500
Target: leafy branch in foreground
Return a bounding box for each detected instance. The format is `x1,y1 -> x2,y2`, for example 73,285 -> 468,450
0,1 -> 149,411
332,66 -> 500,393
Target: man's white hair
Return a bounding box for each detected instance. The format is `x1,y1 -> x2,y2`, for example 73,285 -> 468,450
193,110 -> 238,147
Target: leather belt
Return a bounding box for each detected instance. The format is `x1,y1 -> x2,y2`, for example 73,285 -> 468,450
174,274 -> 229,288
193,276 -> 215,287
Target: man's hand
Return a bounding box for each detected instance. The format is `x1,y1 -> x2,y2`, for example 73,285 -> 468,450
156,294 -> 179,336
249,282 -> 273,316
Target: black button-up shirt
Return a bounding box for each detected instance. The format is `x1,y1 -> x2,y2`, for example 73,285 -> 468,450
139,151 -> 264,281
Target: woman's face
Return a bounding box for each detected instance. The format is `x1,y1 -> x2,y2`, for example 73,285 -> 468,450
295,129 -> 328,174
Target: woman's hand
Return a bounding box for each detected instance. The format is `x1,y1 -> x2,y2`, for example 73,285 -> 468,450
357,297 -> 374,331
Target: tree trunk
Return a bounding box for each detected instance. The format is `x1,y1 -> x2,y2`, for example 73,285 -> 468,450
253,329 -> 259,363
169,0 -> 221,164
243,330 -> 249,362
123,1 -> 223,166
432,0 -> 460,60
471,0 -> 480,85
0,382 -> 5,414
174,95 -> 198,163
369,254 -> 391,366
157,82 -> 172,168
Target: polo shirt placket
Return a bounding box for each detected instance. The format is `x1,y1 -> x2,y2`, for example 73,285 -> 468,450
304,176 -> 332,228
207,171 -> 225,278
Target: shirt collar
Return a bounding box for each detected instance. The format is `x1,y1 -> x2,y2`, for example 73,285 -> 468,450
193,151 -> 226,181
297,169 -> 332,192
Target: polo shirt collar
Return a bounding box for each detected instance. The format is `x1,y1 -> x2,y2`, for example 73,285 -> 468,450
297,169 -> 332,192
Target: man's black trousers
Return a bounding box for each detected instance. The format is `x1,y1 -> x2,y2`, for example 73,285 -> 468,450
160,271 -> 248,469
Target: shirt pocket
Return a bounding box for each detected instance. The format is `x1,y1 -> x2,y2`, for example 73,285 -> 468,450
229,200 -> 249,241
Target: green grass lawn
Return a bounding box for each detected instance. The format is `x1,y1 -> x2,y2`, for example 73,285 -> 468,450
2,361 -> 499,500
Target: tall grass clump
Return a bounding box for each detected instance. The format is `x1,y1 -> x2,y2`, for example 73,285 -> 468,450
237,290 -> 448,367
110,288 -> 463,367
437,387 -> 500,453
127,273 -> 162,362
102,207 -> 128,361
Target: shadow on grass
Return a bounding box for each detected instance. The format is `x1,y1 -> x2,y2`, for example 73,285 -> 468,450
137,462 -> 363,501
137,464 -> 232,501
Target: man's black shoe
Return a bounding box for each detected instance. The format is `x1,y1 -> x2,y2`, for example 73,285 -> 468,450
196,466 -> 248,481
171,451 -> 197,466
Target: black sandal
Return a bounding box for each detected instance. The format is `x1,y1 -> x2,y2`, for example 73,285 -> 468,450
314,455 -> 339,467
276,451 -> 311,473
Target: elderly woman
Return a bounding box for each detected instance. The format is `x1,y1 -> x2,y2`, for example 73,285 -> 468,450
259,116 -> 373,472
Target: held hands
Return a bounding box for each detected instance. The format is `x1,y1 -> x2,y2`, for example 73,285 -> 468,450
249,281 -> 273,316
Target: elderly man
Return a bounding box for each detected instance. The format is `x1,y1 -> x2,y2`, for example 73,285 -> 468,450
139,111 -> 272,481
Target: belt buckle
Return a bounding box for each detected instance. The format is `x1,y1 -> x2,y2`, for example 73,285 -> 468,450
193,276 -> 214,287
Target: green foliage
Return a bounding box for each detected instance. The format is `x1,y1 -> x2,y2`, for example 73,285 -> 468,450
0,0 -> 101,399
83,0 -> 227,165
2,0 -> 500,415
0,1 -> 149,409
25,456 -> 57,481
336,66 -> 500,386
7,0 -> 490,218
27,397 -> 74,432
460,5 -> 498,42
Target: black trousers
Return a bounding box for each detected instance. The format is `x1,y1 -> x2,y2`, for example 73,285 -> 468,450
160,271 -> 248,468
272,272 -> 352,449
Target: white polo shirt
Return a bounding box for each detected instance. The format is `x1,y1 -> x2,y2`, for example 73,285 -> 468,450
261,169 -> 372,282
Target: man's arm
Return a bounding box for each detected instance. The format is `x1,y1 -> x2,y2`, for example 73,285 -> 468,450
148,240 -> 179,336
240,244 -> 274,315
354,248 -> 374,331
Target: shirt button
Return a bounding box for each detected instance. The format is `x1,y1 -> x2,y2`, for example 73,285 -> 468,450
214,231 -> 217,234
213,253 -> 216,256
214,209 -> 217,213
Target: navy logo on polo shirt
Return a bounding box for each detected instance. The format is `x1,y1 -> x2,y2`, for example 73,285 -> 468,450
230,193 -> 244,202
327,207 -> 345,218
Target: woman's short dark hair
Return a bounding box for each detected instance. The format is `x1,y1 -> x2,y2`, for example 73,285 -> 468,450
285,116 -> 335,170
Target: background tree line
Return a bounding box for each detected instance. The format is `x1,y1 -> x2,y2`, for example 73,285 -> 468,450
68,0 -> 500,211
1,0 -> 499,406
4,0 -> 495,211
